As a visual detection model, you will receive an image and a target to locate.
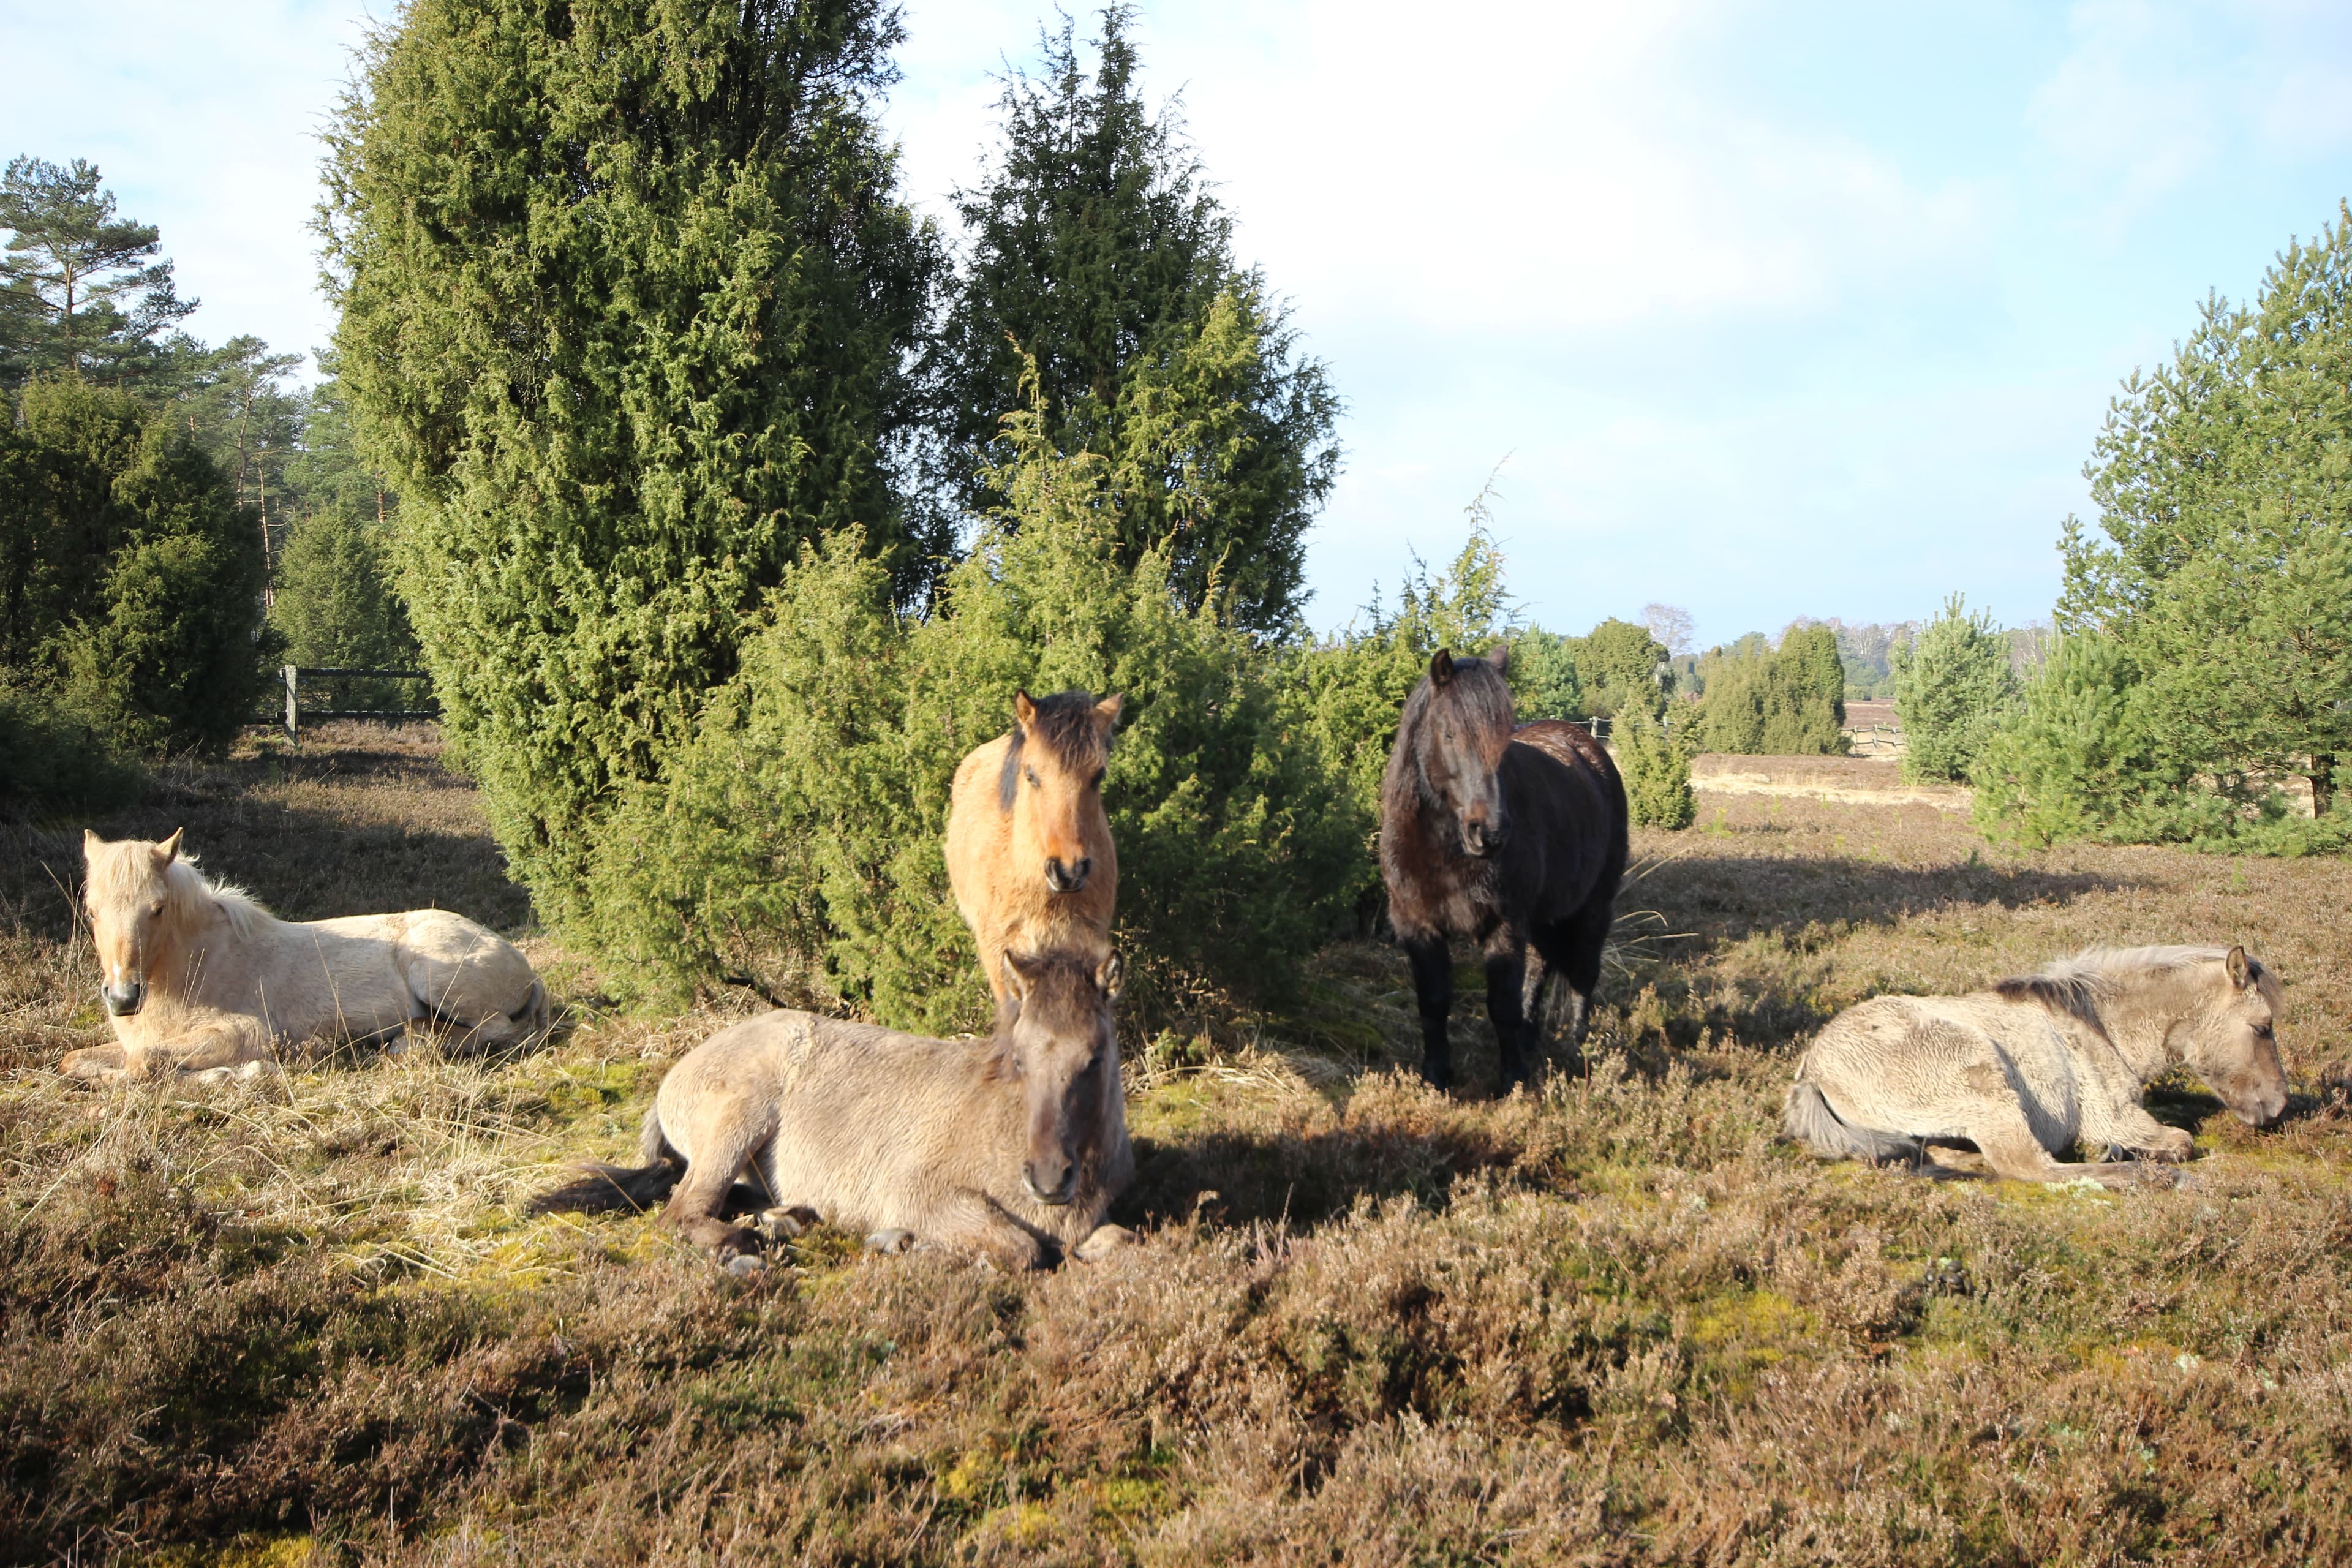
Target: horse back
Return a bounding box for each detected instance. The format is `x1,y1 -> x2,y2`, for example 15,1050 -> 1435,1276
1501,722 -> 1629,919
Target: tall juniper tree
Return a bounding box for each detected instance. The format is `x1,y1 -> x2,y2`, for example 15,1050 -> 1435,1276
321,0 -> 940,915
930,6 -> 1338,631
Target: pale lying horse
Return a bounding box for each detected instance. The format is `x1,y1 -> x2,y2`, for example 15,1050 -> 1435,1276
65,830 -> 548,1084
531,949 -> 1136,1272
1786,945 -> 2287,1184
944,690 -> 1122,1016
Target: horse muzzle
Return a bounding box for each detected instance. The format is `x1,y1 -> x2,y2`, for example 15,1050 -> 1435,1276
2226,1084 -> 2288,1129
1044,856 -> 1092,894
1459,820 -> 1510,858
101,979 -> 145,1017
1023,1162 -> 1077,1207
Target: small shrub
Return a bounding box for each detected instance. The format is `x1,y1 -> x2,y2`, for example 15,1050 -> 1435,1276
1894,594 -> 2014,783
1618,701 -> 1694,829
0,680 -> 138,813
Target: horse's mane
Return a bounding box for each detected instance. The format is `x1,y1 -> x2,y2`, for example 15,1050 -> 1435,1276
153,854 -> 268,940
1393,656 -> 1515,799
998,690 -> 1110,812
1992,944 -> 2277,1021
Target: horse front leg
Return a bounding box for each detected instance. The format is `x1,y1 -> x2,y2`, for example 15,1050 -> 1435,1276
1400,930 -> 1455,1090
1483,932 -> 1534,1094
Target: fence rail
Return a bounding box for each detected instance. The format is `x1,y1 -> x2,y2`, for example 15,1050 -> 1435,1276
278,665 -> 437,741
1842,723 -> 1907,758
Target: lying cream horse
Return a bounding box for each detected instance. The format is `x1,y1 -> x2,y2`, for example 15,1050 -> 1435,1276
1786,945 -> 2287,1184
533,948 -> 1136,1272
64,830 -> 548,1083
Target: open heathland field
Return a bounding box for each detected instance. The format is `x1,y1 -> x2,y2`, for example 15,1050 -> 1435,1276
6,729 -> 2352,1565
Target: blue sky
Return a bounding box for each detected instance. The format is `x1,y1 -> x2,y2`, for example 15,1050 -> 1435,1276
6,0 -> 2350,646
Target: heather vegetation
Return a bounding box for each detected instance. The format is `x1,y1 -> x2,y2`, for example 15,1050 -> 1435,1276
6,727 -> 2351,1563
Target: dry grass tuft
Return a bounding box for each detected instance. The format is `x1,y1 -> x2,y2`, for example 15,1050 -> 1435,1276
5,729 -> 2352,1562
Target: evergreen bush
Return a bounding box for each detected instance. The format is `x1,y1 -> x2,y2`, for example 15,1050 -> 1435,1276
1894,595 -> 2014,783
1689,624 -> 1846,755
1,379 -> 270,754
581,401 -> 1359,1031
1617,700 -> 1694,829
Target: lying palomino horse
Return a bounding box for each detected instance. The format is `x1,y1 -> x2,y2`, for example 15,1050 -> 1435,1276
944,689 -> 1123,1016
530,949 -> 1136,1271
65,830 -> 548,1083
1786,944 -> 2288,1183
1381,647 -> 1629,1092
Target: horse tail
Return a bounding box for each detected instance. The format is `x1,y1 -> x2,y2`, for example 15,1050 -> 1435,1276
528,1108 -> 681,1216
1782,1076 -> 1920,1166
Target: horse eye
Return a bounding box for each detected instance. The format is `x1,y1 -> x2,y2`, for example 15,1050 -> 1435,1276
1090,769 -> 1106,789
1025,767 -> 1040,787
148,903 -> 165,917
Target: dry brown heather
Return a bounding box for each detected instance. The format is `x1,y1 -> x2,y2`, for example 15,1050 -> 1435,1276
6,732 -> 2352,1565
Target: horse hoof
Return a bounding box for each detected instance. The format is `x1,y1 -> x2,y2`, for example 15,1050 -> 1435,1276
865,1229 -> 915,1255
757,1207 -> 812,1242
725,1253 -> 767,1277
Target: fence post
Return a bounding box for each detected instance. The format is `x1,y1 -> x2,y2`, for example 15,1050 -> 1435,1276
283,664 -> 300,744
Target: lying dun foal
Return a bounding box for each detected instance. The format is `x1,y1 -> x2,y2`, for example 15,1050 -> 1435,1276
1787,945 -> 2287,1184
532,949 -> 1136,1272
944,690 -> 1122,1017
66,830 -> 547,1083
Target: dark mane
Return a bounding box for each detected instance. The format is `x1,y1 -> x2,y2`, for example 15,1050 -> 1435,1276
998,690 -> 1110,812
1990,973 -> 2105,1030
1394,658 -> 1515,802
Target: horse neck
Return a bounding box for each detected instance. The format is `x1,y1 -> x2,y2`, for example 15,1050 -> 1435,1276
2087,964 -> 2214,1081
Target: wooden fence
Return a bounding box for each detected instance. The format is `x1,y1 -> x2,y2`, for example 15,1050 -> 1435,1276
279,665 -> 437,742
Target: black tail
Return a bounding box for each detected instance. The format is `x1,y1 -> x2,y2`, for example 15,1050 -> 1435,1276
527,1156 -> 680,1216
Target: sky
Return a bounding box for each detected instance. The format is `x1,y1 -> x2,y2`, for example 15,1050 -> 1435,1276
6,0 -> 2350,646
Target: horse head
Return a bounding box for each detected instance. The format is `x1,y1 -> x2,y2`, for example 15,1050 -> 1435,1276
1415,646 -> 1517,856
2184,945 -> 2288,1127
81,827 -> 186,1018
998,948 -> 1123,1207
1002,689 -> 1121,895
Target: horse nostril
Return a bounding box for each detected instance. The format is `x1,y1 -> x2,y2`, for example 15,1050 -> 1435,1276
1069,857 -> 1091,888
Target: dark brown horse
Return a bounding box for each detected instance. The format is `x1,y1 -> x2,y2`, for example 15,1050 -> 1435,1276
1380,646 -> 1629,1091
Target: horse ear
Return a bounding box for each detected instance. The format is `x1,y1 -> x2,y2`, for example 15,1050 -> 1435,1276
1093,693 -> 1124,734
156,828 -> 184,865
2226,945 -> 2253,990
1096,951 -> 1124,1000
1487,643 -> 1510,673
1002,951 -> 1043,1001
1012,690 -> 1038,731
1429,649 -> 1455,688
83,829 -> 101,860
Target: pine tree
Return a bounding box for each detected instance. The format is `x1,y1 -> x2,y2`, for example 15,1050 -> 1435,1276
1616,699 -> 1694,829
2062,202 -> 2352,815
322,0 -> 940,914
1894,595 -> 2015,783
0,157 -> 197,390
929,6 -> 1338,630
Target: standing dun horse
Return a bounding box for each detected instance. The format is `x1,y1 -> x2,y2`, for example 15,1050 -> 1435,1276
1786,944 -> 2288,1183
66,830 -> 547,1083
1381,647 -> 1630,1093
945,689 -> 1123,1014
532,948 -> 1136,1272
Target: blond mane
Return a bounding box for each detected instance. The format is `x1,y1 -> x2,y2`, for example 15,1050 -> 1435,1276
87,842 -> 271,942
